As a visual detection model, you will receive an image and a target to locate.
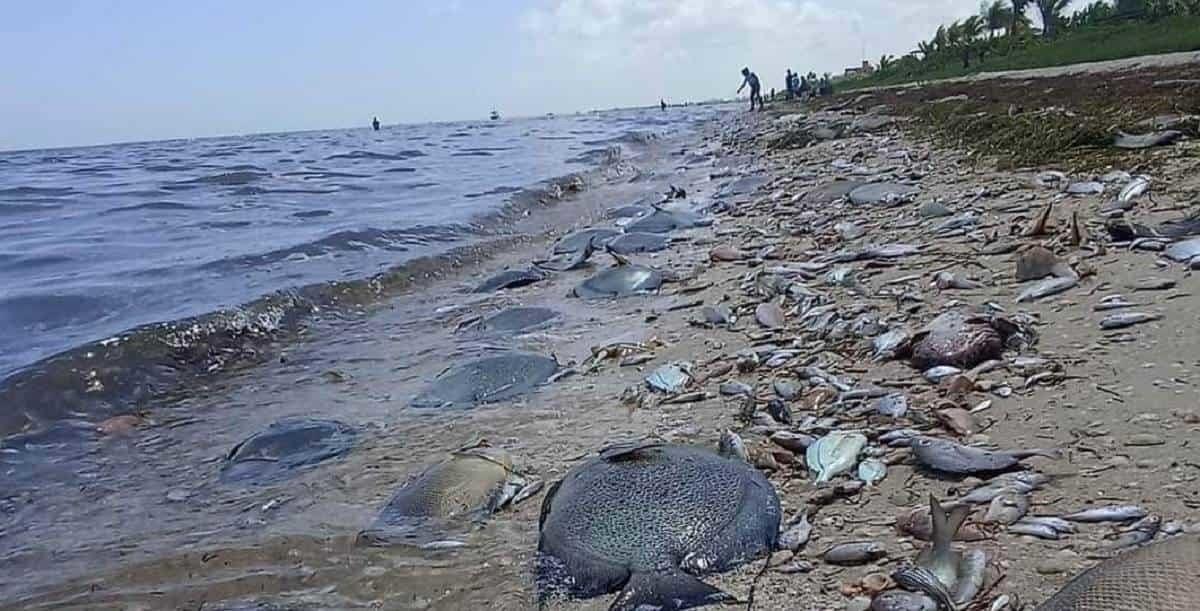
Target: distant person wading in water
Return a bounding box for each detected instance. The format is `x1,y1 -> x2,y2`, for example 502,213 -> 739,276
737,67 -> 764,111
372,116 -> 380,131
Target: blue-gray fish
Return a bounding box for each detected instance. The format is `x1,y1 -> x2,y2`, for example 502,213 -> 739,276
472,267 -> 546,293
912,436 -> 1059,475
220,418 -> 357,484
537,443 -> 780,610
411,353 -> 558,408
573,261 -> 664,299
1035,535 -> 1200,610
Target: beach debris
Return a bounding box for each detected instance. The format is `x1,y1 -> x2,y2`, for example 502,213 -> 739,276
473,267 -> 546,293
924,366 -> 962,383
755,299 -> 787,329
358,444 -> 532,546
911,436 -> 1058,475
1099,312 -> 1161,330
411,353 -> 558,408
1035,533 -> 1200,609
479,306 -> 560,333
536,443 -> 779,610
981,492 -> 1030,525
1113,130 -> 1183,149
1035,171 -> 1067,188
770,431 -> 816,453
857,458 -> 888,486
873,328 -> 912,361
645,362 -> 692,394
919,200 -> 953,219
709,245 -> 746,262
1025,201 -> 1055,237
1062,504 -> 1148,523
220,418 -> 357,484
933,271 -> 983,290
875,393 -> 910,418
1066,181 -> 1104,196
837,221 -> 868,241
1118,175 -> 1151,203
1130,277 -> 1176,291
825,541 -> 887,566
1166,236 -> 1200,262
695,304 -> 735,328
1106,515 -> 1163,550
849,183 -> 919,206
719,380 -> 753,396
869,591 -> 937,611
807,431 -> 867,484
909,310 -> 1005,370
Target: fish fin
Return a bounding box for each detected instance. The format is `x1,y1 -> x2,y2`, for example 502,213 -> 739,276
928,495 -> 969,553
597,440 -> 665,462
608,570 -> 735,611
537,479 -> 562,531
1012,448 -> 1062,461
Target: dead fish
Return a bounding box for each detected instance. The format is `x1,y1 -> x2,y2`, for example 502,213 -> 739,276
870,591 -> 938,611
1067,181 -> 1105,195
896,506 -> 990,543
1101,170 -> 1132,183
770,431 -> 816,453
778,514 -> 813,552
1113,129 -> 1183,149
765,399 -> 793,425
876,393 -> 910,418
536,237 -> 597,271
807,431 -> 867,484
912,437 -> 1059,475
717,430 -> 749,462
645,362 -> 692,394
1165,237 -> 1200,262
1009,519 -> 1064,540
880,429 -> 922,448
1018,516 -> 1076,534
719,380 -> 753,396
698,304 -> 735,327
1063,504 -> 1147,523
982,492 -> 1030,525
1094,295 -> 1137,311
755,299 -> 787,329
1035,533 -> 1200,610
958,472 -> 1051,505
825,541 -> 887,566
858,458 -> 888,485
709,245 -> 746,262
1099,312 -> 1161,330
1015,245 -> 1066,282
1017,275 -> 1077,303
1130,277 -> 1176,291
1035,170 -> 1067,187
892,565 -> 957,611
836,221 -> 868,240
924,366 -> 962,383
1118,175 -> 1151,203
915,496 -> 970,591
920,200 -> 953,219
772,380 -> 800,400
933,272 -> 983,291
873,328 -> 911,361
1107,515 -> 1162,550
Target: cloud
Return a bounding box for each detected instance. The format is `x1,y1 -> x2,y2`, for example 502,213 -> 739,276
511,0 -> 989,112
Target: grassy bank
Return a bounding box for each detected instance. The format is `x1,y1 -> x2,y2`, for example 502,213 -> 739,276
845,16 -> 1200,90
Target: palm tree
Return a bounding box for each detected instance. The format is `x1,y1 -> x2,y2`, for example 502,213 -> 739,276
983,0 -> 1014,36
1034,0 -> 1071,37
1011,0 -> 1031,35
878,54 -> 896,73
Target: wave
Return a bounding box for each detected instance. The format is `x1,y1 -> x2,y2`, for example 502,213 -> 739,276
0,203 -> 62,216
166,171 -> 269,189
324,150 -> 425,161
382,167 -> 417,173
0,186 -> 76,197
101,201 -> 197,215
198,224 -> 474,272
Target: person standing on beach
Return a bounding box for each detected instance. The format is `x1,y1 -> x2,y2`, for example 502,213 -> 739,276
737,67 -> 763,111
785,70 -> 794,100
661,99 -> 667,111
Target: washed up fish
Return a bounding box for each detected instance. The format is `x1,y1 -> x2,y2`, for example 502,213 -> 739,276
1034,534 -> 1200,610
412,353 -> 559,409
896,505 -> 991,543
1112,130 -> 1184,150
778,514 -> 813,552
220,418 -> 357,484
1035,171 -> 1067,188
807,431 -> 867,484
825,541 -> 887,565
770,431 -> 816,453
1094,295 -> 1137,312
850,182 -> 920,206
1063,505 -> 1147,523
1101,170 -> 1132,183
1016,245 -> 1069,282
473,267 -> 546,293
1017,275 -> 1078,303
537,237 -> 597,271
773,380 -> 799,400
607,232 -> 670,255
915,496 -> 970,590
910,310 -> 1004,370
1107,515 -> 1162,550
756,299 -> 787,329
709,245 -> 745,262
479,306 -> 560,333
645,362 -> 692,394
919,200 -> 953,219
933,271 -> 983,290
873,328 -> 912,361
1118,175 -> 1151,203
717,430 -> 749,462
573,259 -> 663,299
858,458 -> 888,485
719,380 -> 752,396
982,492 -> 1030,525
912,436 -> 1059,475
933,212 -> 978,235
696,304 -> 735,327
957,471 -> 1051,504
1014,516 -> 1076,538
871,591 -> 938,611
536,443 -> 780,610
1067,181 -> 1105,196
358,445 -> 532,546
553,228 -> 620,254
925,366 -> 963,383
837,221 -> 868,241
1165,237 -> 1200,262
896,496 -> 988,608
880,429 -> 922,447
1099,312 -> 1161,330
875,393 -> 910,418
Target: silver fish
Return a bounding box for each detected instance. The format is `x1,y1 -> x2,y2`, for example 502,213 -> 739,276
880,428 -> 922,447
982,492 -> 1030,525
958,472 -> 1051,504
1118,175 -> 1151,203
876,393 -> 910,418
645,362 -> 692,394
1063,504 -> 1147,523
1165,237 -> 1200,262
871,591 -> 938,611
916,495 -> 971,593
1107,515 -> 1162,550
1017,275 -> 1078,303
1019,516 -> 1077,534
893,565 -> 957,611
770,431 -> 816,453
912,437 -> 1059,475
924,366 -> 963,383
1100,312 -> 1161,330
1094,295 -> 1137,311
1009,520 -> 1064,540
1067,181 -> 1105,195
933,271 -> 983,290
858,458 -> 888,485
719,380 -> 753,396
874,328 -> 912,361
825,541 -> 887,565
953,549 -> 988,605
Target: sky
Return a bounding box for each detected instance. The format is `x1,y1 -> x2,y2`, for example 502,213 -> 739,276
0,0 -> 1089,151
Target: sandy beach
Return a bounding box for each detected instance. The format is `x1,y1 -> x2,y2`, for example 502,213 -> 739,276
6,58 -> 1200,611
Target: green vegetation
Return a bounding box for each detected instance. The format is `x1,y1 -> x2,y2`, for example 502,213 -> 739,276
847,1 -> 1200,90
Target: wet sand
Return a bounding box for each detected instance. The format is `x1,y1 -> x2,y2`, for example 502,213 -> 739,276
6,62 -> 1200,610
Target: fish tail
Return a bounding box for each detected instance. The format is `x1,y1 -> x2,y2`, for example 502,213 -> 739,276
929,495 -> 970,554
608,570 -> 734,611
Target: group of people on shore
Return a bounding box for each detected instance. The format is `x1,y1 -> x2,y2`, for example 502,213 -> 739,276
737,66 -> 834,111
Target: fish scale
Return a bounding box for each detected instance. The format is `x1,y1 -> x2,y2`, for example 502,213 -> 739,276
1036,535 -> 1200,610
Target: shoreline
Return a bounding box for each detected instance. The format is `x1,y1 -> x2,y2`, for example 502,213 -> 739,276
4,64 -> 1200,608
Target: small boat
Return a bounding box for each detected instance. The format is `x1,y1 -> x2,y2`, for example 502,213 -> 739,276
490,110 -> 501,121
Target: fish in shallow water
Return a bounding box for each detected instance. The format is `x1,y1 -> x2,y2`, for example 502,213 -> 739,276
536,442 -> 780,610
472,267 -> 545,293
220,418 -> 357,484
358,445 -> 533,547
1034,535 -> 1200,610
